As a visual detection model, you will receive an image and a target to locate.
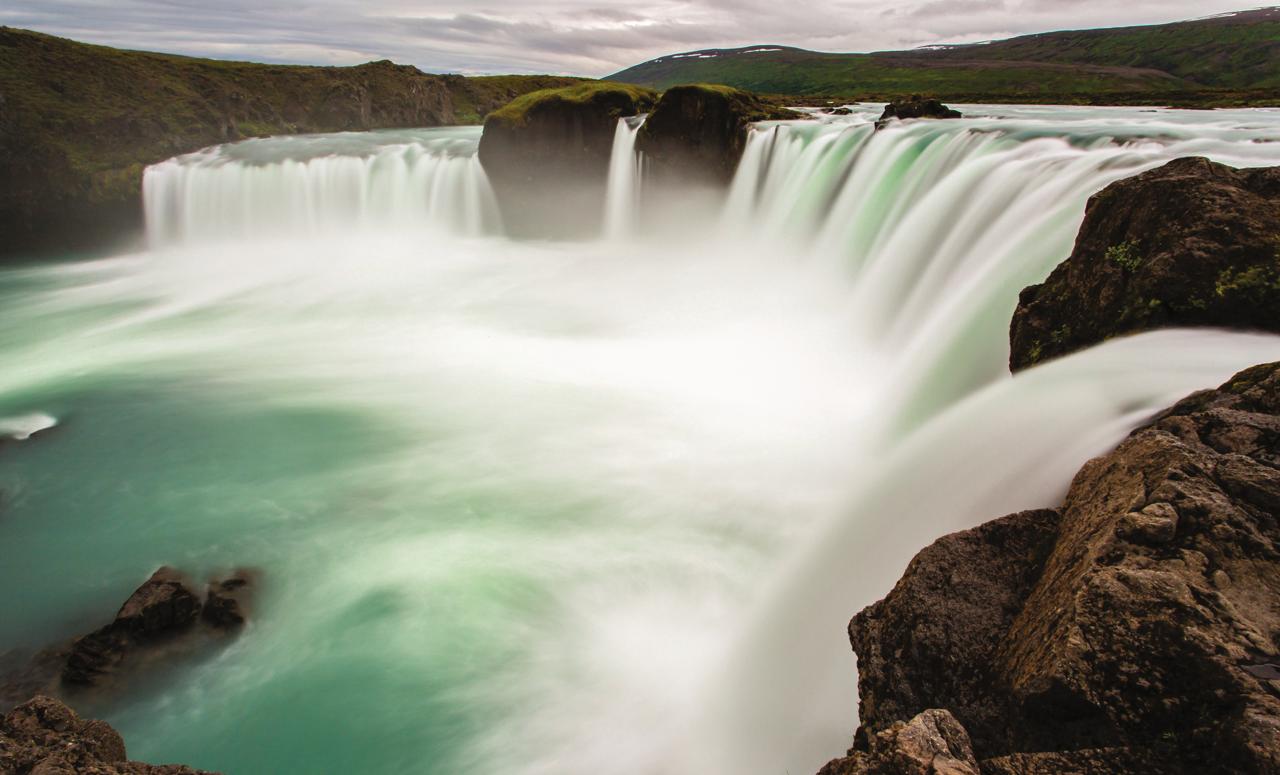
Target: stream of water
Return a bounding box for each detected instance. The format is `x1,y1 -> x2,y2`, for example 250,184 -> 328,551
3,106 -> 1280,774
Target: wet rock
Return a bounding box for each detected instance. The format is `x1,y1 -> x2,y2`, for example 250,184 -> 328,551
201,570 -> 256,629
818,709 -> 980,775
875,97 -> 962,129
822,362 -> 1280,774
478,81 -> 657,237
0,695 -> 215,774
1010,157 -> 1280,370
635,84 -> 800,187
62,568 -> 201,687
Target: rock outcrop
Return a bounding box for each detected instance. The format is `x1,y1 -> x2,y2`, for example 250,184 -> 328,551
822,362 -> 1280,774
1010,157 -> 1280,371
819,709 -> 981,775
2,567 -> 257,705
0,27 -> 580,259
477,81 -> 657,237
634,84 -> 799,186
875,97 -> 962,129
0,695 -> 215,774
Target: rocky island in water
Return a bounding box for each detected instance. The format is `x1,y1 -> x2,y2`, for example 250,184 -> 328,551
2,5 -> 1280,775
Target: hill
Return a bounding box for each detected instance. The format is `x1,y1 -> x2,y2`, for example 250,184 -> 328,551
607,8 -> 1280,103
0,27 -> 582,257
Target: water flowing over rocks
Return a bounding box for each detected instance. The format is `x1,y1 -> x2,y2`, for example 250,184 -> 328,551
1010,157 -> 1280,371
477,82 -> 657,237
875,98 -> 962,129
634,84 -> 800,186
0,27 -> 579,259
0,695 -> 216,774
822,362 -> 1280,774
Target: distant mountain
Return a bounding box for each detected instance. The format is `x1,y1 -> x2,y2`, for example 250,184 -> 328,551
608,8 -> 1280,101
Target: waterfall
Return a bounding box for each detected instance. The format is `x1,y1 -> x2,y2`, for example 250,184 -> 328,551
5,106 -> 1280,775
603,116 -> 644,238
142,127 -> 501,245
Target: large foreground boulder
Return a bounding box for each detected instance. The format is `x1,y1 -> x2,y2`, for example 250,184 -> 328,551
1010,157 -> 1280,371
635,84 -> 798,187
822,362 -> 1280,774
0,695 -> 215,773
477,81 -> 657,236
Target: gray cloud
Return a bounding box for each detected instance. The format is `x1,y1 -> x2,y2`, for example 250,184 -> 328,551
0,0 -> 1258,75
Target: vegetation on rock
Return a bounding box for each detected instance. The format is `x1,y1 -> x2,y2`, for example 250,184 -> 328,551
635,83 -> 800,186
1010,157 -> 1280,370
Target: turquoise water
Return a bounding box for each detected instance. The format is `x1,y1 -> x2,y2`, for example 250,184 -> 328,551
3,110 -> 1280,774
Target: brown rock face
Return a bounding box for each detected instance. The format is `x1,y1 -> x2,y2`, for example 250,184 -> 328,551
201,570 -> 256,629
634,84 -> 797,187
1010,157 -> 1280,371
850,510 -> 1061,757
823,362 -> 1280,775
0,695 -> 215,774
477,82 -> 657,237
819,709 -> 980,775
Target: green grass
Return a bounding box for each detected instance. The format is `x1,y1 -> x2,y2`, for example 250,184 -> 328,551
608,8 -> 1280,104
1106,241 -> 1144,272
485,81 -> 657,126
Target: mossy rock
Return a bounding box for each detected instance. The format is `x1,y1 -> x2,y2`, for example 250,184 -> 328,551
1010,157 -> 1280,370
635,83 -> 801,186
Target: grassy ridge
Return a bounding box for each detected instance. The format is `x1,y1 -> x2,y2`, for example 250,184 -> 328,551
608,8 -> 1280,103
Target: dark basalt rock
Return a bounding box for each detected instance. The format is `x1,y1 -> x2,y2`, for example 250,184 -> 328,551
201,570 -> 256,629
635,84 -> 800,187
1010,157 -> 1280,371
62,567 -> 201,687
821,362 -> 1280,775
0,566 -> 259,701
875,97 -> 962,129
0,695 -> 216,774
477,82 -> 657,237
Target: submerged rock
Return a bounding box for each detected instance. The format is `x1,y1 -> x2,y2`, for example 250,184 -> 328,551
875,97 -> 961,129
62,567 -> 202,687
635,84 -> 800,187
0,695 -> 215,774
478,81 -> 657,236
1010,157 -> 1280,371
821,362 -> 1280,774
0,566 -> 258,702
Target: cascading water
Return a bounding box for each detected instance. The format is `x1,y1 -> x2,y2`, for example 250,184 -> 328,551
604,116 -> 645,238
142,127 -> 501,244
2,106 -> 1280,775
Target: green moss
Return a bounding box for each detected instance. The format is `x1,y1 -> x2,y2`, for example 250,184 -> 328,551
1215,263 -> 1280,302
485,81 -> 658,127
1105,240 -> 1143,272
1026,340 -> 1044,364
1050,324 -> 1073,345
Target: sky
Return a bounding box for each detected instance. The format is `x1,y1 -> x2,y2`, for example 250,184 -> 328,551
0,1 -> 1264,77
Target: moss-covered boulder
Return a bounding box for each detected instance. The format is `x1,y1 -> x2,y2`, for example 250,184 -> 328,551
1010,157 -> 1280,371
0,27 -> 581,259
875,97 -> 962,129
634,83 -> 798,186
477,81 -> 657,236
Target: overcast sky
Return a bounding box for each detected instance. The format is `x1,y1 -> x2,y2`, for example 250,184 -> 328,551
0,1 -> 1262,76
